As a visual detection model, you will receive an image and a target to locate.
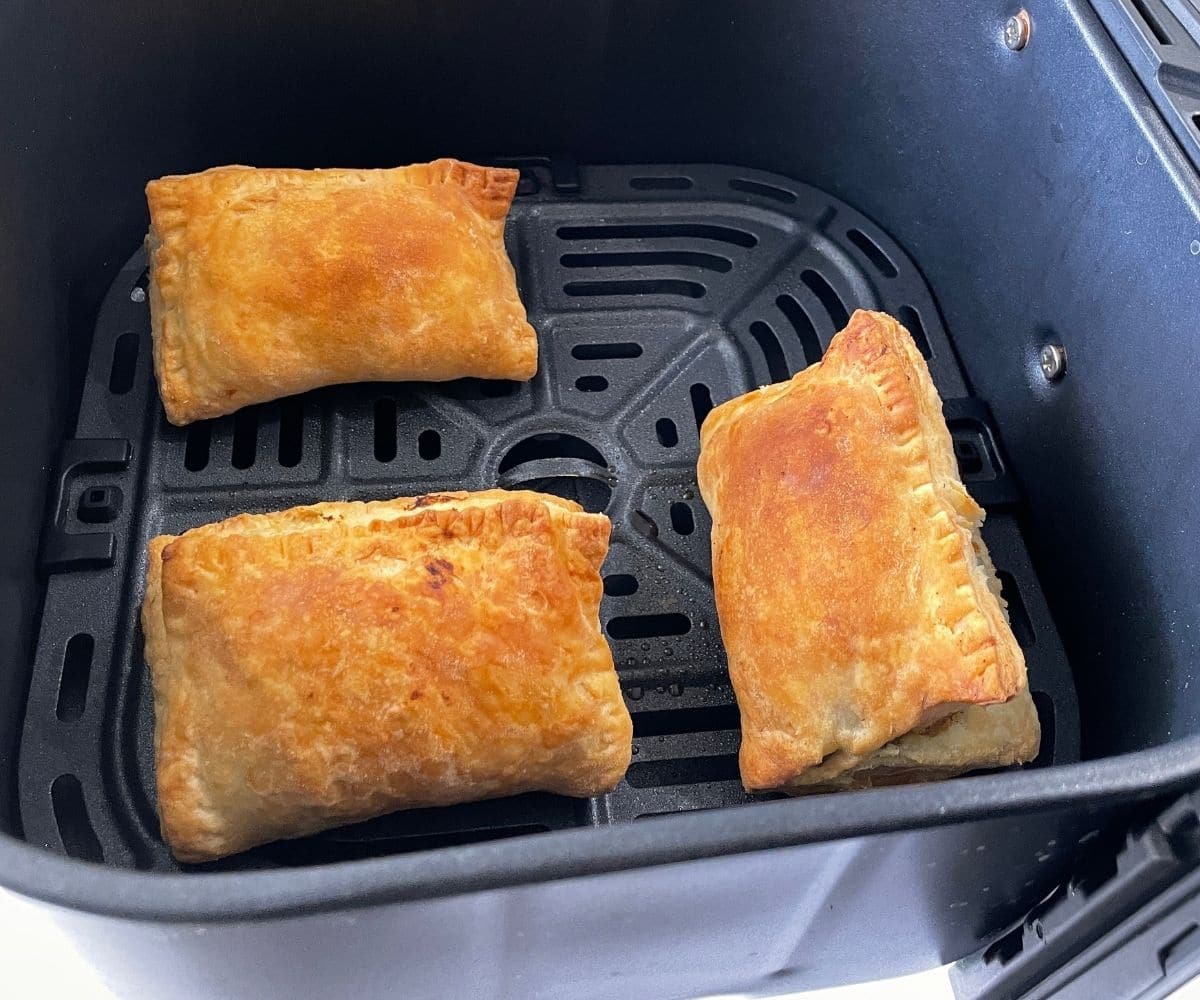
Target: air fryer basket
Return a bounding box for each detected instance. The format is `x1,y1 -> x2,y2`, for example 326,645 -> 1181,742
17,163 -> 1081,871
2,1 -> 1200,997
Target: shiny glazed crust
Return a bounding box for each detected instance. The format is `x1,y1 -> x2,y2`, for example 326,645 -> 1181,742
141,490 -> 631,862
145,159 -> 538,425
697,310 -> 1034,792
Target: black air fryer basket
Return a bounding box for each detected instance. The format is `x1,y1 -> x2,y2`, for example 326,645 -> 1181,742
2,3 -> 1200,998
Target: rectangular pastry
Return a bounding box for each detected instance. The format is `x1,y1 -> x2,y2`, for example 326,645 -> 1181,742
697,310 -> 1038,792
141,490 -> 631,862
145,159 -> 538,425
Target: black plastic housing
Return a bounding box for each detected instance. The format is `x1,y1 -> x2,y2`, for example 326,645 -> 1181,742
1,2 -> 1199,996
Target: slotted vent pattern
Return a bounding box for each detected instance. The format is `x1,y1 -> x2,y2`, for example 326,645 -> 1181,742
18,163 -> 1077,873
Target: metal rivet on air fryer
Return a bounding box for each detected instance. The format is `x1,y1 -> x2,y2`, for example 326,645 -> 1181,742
1039,343 -> 1066,381
1004,10 -> 1031,50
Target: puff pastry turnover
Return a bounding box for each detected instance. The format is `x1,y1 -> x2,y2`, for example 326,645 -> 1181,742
141,490 -> 631,862
697,310 -> 1037,793
145,159 -> 538,425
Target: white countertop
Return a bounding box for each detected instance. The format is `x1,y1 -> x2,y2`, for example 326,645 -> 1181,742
0,886 -> 954,999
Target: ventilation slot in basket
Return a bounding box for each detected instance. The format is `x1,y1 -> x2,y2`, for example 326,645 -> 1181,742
632,704 -> 740,737
564,279 -> 705,298
278,398 -> 304,468
776,294 -> 823,364
626,755 -> 740,788
801,269 -> 849,329
571,342 -> 643,360
51,774 -> 103,863
603,574 -> 639,597
670,501 -> 695,535
231,410 -> 258,470
418,429 -> 441,461
748,321 -> 790,382
607,613 -> 692,639
897,305 -> 933,358
56,633 -> 94,722
690,383 -> 713,431
183,423 -> 211,472
655,418 -> 679,447
561,251 -> 730,273
998,572 -> 1036,648
846,229 -> 898,278
373,399 -> 397,463
108,333 -> 138,395
557,223 -> 757,248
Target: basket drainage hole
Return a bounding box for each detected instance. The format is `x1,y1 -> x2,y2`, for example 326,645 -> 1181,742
418,429 -> 441,461
576,375 -> 609,392
571,342 -> 643,360
690,383 -> 713,432
626,753 -> 740,788
998,572 -> 1035,648
278,398 -> 304,467
56,633 -> 93,722
777,294 -> 823,365
749,321 -> 789,383
670,502 -> 695,535
846,228 -> 898,278
607,613 -> 691,640
108,332 -> 139,394
557,223 -> 757,248
604,574 -> 639,597
800,270 -> 849,330
897,306 -> 933,359
183,423 -> 211,472
231,409 -> 258,469
564,279 -> 705,299
51,774 -> 103,863
656,418 -> 679,447
374,398 -> 397,463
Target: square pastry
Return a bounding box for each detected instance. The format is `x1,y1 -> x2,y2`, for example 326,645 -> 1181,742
142,490 -> 630,861
145,159 -> 538,424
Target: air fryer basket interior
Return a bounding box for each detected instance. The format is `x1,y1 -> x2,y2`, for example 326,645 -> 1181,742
2,0 -> 1199,872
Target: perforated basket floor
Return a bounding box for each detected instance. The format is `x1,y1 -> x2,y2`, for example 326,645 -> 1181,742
18,162 -> 1080,871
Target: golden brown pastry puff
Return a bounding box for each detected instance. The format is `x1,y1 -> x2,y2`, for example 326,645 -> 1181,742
145,159 -> 538,425
697,310 -> 1037,793
141,490 -> 631,862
